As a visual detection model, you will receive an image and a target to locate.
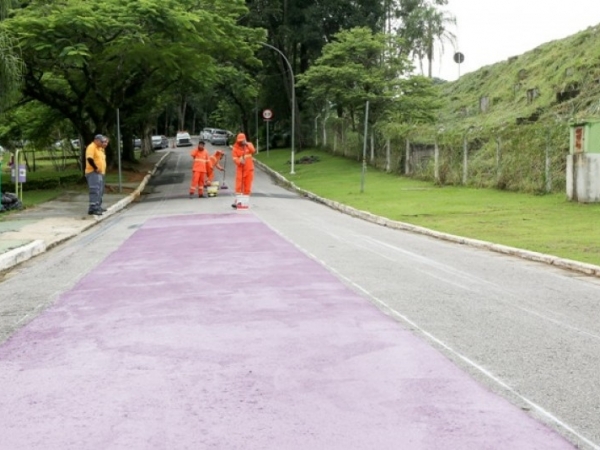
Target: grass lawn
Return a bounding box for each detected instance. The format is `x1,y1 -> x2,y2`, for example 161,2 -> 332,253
256,148 -> 600,266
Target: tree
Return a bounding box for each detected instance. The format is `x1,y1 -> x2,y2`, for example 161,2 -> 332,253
297,27 -> 414,128
297,25 -> 441,157
244,0 -> 389,147
392,0 -> 456,78
2,0 -> 264,163
0,0 -> 22,113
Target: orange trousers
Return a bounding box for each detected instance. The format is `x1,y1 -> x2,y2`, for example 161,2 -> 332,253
235,167 -> 254,195
190,171 -> 207,195
206,166 -> 218,185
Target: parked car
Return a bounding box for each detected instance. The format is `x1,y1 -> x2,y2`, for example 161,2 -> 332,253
200,128 -> 216,141
176,131 -> 192,147
133,137 -> 141,148
152,135 -> 169,149
210,129 -> 229,146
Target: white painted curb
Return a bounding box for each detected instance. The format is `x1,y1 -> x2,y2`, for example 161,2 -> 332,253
255,160 -> 600,278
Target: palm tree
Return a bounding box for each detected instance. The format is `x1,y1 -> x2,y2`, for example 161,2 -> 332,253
396,0 -> 456,78
421,5 -> 456,78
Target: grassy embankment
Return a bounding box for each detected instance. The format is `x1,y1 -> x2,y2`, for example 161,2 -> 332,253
256,148 -> 600,266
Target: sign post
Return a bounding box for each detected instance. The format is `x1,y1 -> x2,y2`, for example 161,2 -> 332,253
453,52 -> 465,79
262,109 -> 273,157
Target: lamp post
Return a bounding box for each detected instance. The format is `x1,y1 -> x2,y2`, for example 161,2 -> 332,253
0,146 -> 5,212
260,42 -> 296,174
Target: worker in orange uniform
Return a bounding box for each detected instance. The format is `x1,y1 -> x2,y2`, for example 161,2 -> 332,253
232,133 -> 256,197
189,141 -> 210,198
205,149 -> 225,186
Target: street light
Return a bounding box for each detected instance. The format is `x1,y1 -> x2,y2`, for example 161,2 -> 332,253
260,42 -> 296,174
0,146 -> 5,212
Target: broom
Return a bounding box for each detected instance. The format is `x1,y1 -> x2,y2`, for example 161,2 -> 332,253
220,153 -> 228,190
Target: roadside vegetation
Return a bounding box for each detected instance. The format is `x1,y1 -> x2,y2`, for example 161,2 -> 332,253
0,0 -> 598,257
256,148 -> 600,267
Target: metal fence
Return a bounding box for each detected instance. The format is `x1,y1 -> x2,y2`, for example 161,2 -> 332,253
312,116 -> 570,194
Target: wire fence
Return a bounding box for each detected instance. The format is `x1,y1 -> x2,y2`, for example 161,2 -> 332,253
312,116 -> 571,194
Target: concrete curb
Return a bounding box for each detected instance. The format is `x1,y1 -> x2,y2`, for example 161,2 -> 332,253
256,160 -> 600,279
0,240 -> 46,272
0,152 -> 171,273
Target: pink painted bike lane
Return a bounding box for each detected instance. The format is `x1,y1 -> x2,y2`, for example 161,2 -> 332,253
0,213 -> 575,449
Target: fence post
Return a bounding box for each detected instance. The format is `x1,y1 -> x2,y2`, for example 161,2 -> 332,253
462,134 -> 468,185
463,126 -> 474,185
405,137 -> 410,175
496,136 -> 502,184
434,139 -> 440,183
545,128 -> 552,193
435,127 -> 444,183
333,129 -> 337,154
385,138 -> 391,172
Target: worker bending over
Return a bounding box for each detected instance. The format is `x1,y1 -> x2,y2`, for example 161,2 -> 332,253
206,149 -> 225,186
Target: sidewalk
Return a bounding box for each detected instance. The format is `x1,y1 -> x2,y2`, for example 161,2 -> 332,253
0,151 -> 170,272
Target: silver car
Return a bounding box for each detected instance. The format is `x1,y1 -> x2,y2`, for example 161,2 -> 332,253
210,129 -> 229,146
152,135 -> 168,149
201,128 -> 216,141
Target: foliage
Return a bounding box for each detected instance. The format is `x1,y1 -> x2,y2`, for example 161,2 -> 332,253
298,27 -> 437,131
1,0 -> 264,162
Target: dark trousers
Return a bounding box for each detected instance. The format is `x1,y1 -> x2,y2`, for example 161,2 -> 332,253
86,171 -> 104,211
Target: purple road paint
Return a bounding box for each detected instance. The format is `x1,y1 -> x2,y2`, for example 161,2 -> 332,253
0,213 -> 576,449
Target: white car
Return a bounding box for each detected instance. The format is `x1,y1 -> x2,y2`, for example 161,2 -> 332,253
152,135 -> 168,149
176,131 -> 192,147
200,128 -> 216,141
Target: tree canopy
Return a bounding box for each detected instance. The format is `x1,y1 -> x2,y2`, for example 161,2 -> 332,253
2,0 -> 264,160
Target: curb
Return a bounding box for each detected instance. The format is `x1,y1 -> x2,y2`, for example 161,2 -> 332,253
255,160 -> 600,279
0,152 -> 171,273
0,240 -> 46,272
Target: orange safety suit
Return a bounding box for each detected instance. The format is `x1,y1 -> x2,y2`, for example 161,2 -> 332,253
232,133 -> 256,195
206,150 -> 225,185
190,145 -> 210,196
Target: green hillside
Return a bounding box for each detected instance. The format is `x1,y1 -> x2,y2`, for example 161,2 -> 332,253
362,24 -> 600,195
439,23 -> 600,128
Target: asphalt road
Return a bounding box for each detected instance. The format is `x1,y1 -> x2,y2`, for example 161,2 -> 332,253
0,139 -> 599,449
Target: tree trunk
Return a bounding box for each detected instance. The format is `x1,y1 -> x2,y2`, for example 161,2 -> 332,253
178,95 -> 187,131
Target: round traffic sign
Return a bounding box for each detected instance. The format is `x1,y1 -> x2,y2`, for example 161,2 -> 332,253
262,109 -> 273,120
453,52 -> 465,64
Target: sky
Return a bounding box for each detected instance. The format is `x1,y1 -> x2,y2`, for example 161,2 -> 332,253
433,0 -> 600,81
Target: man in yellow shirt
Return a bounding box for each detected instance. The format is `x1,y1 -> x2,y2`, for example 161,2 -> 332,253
85,134 -> 107,215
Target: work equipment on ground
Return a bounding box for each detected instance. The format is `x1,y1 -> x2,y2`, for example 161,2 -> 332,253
207,181 -> 220,197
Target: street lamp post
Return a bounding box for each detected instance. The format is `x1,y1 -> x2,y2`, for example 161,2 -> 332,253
260,42 -> 296,174
0,147 -> 5,212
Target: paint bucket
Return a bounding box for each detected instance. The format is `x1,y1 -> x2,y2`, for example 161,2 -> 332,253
207,185 -> 219,197
235,194 -> 249,209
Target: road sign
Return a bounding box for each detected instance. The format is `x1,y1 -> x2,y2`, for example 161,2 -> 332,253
262,109 -> 273,121
453,52 -> 465,64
